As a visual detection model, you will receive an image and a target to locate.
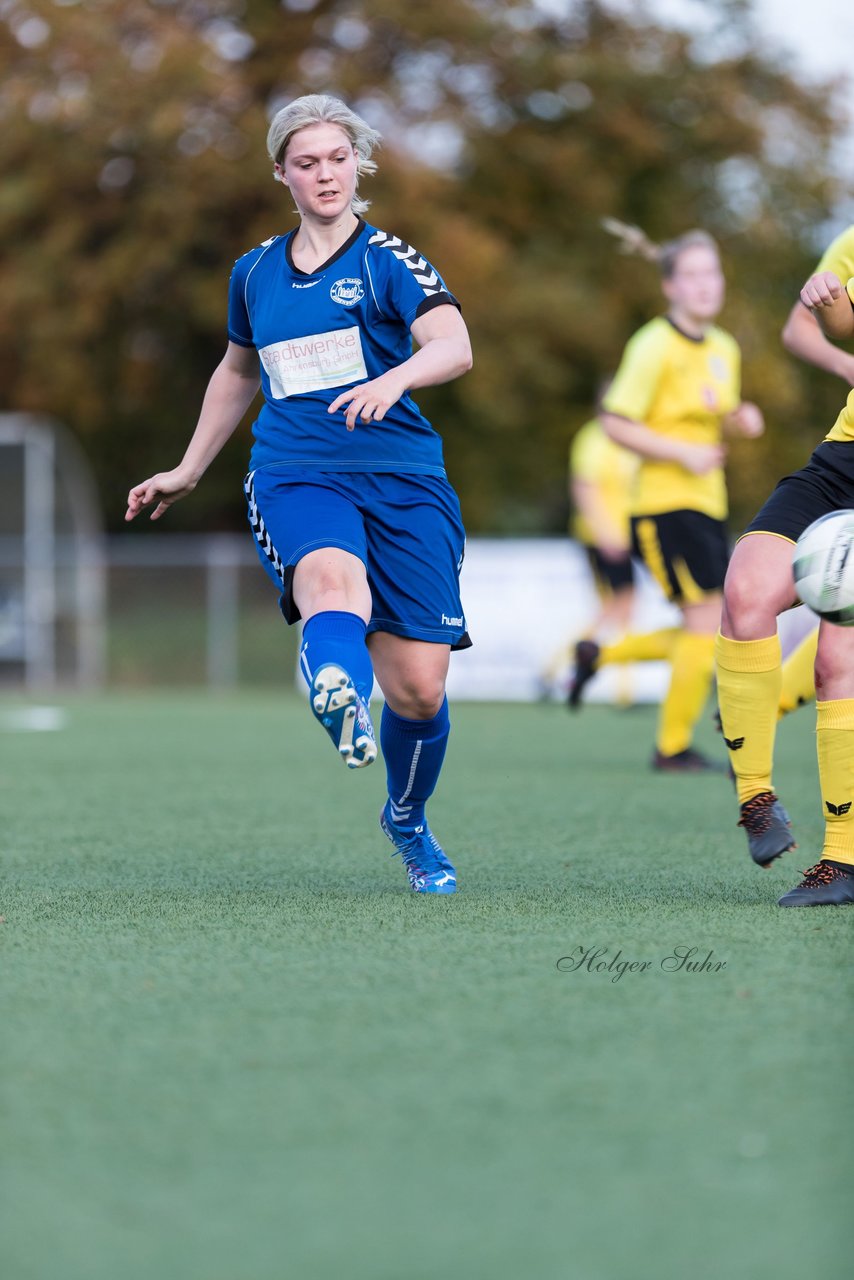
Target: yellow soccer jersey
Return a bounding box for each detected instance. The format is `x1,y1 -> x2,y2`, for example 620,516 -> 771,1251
569,418 -> 638,546
819,225 -> 854,443
602,315 -> 741,520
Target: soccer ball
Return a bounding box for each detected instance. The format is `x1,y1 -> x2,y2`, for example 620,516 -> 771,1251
792,510 -> 854,625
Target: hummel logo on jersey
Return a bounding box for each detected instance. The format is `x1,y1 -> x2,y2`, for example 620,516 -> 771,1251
441,613 -> 463,627
292,280 -> 321,289
826,800 -> 852,815
724,736 -> 745,751
330,278 -> 365,306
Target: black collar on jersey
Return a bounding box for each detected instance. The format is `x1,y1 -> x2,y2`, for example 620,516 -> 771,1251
285,217 -> 365,276
664,313 -> 708,344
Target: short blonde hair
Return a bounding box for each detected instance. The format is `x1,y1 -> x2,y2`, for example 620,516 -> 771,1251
602,218 -> 719,279
266,94 -> 381,215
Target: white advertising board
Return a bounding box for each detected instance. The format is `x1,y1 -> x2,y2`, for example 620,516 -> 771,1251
445,538 -> 679,703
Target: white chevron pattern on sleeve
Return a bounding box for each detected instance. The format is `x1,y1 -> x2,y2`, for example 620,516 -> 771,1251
368,230 -> 444,297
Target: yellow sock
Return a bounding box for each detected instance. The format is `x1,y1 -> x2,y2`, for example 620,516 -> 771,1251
715,631 -> 782,805
656,631 -> 716,756
599,628 -> 680,666
817,699 -> 854,867
779,629 -> 818,718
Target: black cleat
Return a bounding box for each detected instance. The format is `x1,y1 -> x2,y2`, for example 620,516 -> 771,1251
778,860 -> 854,907
737,791 -> 796,867
567,640 -> 600,709
651,747 -> 725,773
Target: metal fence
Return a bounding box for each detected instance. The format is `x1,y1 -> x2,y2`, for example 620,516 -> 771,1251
105,534 -> 296,687
0,412 -> 817,700
0,531 -> 299,690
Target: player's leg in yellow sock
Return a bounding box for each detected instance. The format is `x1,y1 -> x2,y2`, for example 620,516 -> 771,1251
599,627 -> 679,666
717,534 -> 800,806
816,699 -> 854,867
715,631 -> 781,804
718,533 -> 806,865
656,630 -> 716,756
813,626 -> 854,868
778,626 -> 854,905
778,627 -> 818,718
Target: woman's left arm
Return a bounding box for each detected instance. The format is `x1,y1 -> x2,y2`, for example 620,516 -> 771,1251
328,304 -> 472,432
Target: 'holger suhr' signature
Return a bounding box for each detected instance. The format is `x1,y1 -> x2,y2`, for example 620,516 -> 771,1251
556,945 -> 727,982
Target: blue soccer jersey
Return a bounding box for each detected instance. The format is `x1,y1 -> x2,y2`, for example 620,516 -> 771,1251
227,219 -> 460,476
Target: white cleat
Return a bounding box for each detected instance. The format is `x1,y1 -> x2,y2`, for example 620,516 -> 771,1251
309,664 -> 377,769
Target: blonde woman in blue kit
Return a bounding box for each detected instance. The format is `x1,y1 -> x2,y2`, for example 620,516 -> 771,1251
127,95 -> 473,894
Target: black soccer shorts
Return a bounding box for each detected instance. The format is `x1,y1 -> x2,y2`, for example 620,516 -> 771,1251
584,544 -> 635,594
741,440 -> 854,544
630,509 -> 730,604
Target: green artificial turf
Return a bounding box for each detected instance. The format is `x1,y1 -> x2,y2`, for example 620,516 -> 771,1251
1,693 -> 850,1280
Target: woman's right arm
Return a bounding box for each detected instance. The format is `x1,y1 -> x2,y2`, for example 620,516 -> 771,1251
125,342 -> 260,522
600,412 -> 725,475
600,323 -> 724,476
782,300 -> 854,385
800,271 -> 854,345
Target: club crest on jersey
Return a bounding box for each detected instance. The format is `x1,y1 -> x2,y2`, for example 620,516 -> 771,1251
330,278 -> 365,307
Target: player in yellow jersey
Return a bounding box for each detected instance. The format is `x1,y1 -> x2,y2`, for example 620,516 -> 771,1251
571,415 -> 639,633
570,222 -> 764,770
716,230 -> 854,906
541,411 -> 640,696
771,226 -> 854,717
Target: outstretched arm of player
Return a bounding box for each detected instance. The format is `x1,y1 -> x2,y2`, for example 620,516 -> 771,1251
327,304 -> 472,432
800,271 -> 854,343
600,412 -> 725,476
126,342 -> 260,521
782,299 -> 854,386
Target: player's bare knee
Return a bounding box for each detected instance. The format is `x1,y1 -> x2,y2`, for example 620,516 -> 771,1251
722,572 -> 761,634
311,575 -> 352,606
722,566 -> 784,637
296,569 -> 369,619
393,678 -> 446,721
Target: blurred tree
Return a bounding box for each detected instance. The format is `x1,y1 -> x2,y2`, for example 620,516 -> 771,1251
0,0 -> 850,532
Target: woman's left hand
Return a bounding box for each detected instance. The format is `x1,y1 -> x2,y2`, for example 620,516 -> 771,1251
328,371 -> 407,432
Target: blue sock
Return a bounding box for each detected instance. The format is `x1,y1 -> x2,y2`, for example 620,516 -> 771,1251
381,697 -> 450,829
300,611 -> 374,703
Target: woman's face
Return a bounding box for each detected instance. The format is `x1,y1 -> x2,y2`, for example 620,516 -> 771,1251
662,245 -> 725,322
277,122 -> 358,221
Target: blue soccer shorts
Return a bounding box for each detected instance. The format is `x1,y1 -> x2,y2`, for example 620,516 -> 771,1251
244,467 -> 471,649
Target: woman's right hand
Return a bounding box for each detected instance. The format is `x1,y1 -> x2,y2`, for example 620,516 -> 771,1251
125,469 -> 197,522
800,270 -> 844,311
675,442 -> 726,476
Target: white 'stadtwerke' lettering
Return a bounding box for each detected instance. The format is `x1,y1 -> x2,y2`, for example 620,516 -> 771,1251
259,326 -> 367,399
